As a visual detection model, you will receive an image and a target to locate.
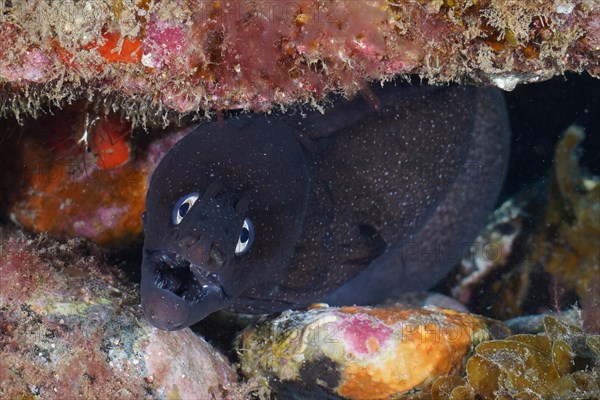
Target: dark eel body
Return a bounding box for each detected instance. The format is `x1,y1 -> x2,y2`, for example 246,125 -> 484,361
141,84 -> 510,330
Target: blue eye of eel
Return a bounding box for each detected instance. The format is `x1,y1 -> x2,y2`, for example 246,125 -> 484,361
172,192 -> 200,225
140,83 -> 510,331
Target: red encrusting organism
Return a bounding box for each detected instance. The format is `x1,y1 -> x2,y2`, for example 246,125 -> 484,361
96,29 -> 143,64
90,114 -> 132,170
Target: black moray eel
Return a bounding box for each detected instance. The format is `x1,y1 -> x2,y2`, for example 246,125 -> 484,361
141,83 -> 510,330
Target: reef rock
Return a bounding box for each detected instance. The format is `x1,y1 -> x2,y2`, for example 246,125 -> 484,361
0,228 -> 237,399
1,1 -> 599,123
237,304 -> 509,399
2,108 -> 194,247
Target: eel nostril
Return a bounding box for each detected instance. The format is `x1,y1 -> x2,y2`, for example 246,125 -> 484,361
210,246 -> 224,266
177,235 -> 198,249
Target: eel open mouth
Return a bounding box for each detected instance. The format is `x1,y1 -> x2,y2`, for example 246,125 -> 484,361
141,249 -> 230,330
151,249 -> 226,304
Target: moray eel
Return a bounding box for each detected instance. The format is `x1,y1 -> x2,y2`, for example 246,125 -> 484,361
141,84 -> 510,330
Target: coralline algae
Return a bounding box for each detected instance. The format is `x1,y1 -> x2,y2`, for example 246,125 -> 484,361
0,228 -> 237,399
1,1 -> 599,123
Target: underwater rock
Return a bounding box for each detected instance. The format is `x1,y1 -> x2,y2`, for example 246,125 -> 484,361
445,126 -> 600,333
3,109 -> 193,247
0,227 -> 237,399
3,106 -> 143,246
237,304 -> 509,399
1,1 -> 599,123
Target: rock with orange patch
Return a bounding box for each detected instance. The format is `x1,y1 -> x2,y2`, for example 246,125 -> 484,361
4,107 -> 192,247
87,114 -> 133,170
6,133 -> 145,246
237,305 -> 509,399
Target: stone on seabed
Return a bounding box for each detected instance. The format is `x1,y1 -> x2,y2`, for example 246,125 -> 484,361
0,228 -> 237,400
237,305 -> 509,399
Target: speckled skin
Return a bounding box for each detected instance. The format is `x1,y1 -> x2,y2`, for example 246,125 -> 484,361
141,84 -> 510,330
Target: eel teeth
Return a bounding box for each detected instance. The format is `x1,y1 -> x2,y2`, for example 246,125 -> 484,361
190,264 -> 207,285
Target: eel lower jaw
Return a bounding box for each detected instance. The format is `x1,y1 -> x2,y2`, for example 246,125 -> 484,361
140,249 -> 230,330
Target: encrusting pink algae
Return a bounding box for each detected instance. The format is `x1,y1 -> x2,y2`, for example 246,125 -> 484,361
0,228 -> 237,399
1,1 -> 599,124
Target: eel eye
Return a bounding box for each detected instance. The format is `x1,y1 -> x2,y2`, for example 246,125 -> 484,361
172,192 -> 200,225
235,218 -> 254,255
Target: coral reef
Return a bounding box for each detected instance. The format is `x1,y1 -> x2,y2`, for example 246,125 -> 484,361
237,304 -> 509,399
0,1 -> 598,123
0,227 -> 237,399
